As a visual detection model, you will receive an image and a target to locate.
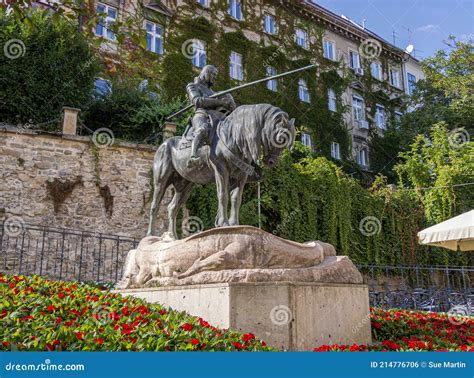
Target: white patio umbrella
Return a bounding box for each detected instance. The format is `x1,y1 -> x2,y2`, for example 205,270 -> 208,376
418,210 -> 474,251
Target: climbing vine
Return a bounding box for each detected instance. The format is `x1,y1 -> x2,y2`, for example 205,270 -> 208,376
159,1 -> 353,160
187,143 -> 469,267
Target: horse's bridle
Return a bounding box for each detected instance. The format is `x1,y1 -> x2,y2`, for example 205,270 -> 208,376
216,123 -> 256,177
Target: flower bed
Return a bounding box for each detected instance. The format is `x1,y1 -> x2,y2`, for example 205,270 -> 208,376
0,274 -> 271,351
314,307 -> 474,352
1,274 -> 472,352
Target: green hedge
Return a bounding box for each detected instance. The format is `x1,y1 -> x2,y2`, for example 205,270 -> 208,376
0,9 -> 99,126
187,145 -> 468,267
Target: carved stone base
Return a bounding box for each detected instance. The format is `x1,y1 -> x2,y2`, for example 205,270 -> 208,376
116,225 -> 363,289
143,255 -> 362,287
116,282 -> 372,351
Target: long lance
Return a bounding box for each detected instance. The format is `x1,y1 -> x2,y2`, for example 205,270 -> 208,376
166,63 -> 318,121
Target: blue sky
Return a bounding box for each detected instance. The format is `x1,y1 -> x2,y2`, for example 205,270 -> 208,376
314,0 -> 474,59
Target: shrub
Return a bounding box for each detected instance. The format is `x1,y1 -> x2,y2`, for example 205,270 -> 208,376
187,150 -> 468,266
0,274 -> 272,351
82,80 -> 187,143
0,9 -> 100,126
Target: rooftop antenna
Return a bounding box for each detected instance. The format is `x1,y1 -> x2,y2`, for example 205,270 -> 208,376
362,19 -> 366,29
392,30 -> 397,46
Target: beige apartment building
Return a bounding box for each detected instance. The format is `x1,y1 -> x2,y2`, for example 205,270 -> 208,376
46,0 -> 426,170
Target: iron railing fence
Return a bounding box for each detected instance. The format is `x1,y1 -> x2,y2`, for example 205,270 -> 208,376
1,222 -> 473,313
358,265 -> 474,313
0,223 -> 138,283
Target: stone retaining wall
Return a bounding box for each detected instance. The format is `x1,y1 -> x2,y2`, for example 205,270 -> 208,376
0,126 -> 170,239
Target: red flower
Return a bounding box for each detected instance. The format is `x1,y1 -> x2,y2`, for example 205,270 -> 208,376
232,341 -> 244,350
95,338 -> 104,345
159,309 -> 167,315
2,341 -> 9,347
349,344 -> 359,352
47,305 -> 54,312
373,322 -> 382,329
190,338 -> 200,345
53,339 -> 60,346
46,343 -> 55,351
199,318 -> 210,328
74,332 -> 84,341
181,323 -> 193,332
242,333 -> 256,342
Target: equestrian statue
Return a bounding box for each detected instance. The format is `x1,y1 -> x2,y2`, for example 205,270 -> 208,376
147,64 -> 317,239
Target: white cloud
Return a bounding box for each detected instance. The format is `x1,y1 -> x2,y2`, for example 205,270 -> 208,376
417,24 -> 437,32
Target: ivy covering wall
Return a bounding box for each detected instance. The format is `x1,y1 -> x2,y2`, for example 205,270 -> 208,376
187,145 -> 469,266
157,0 -> 355,161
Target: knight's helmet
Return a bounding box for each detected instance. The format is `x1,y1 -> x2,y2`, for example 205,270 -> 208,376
195,65 -> 218,86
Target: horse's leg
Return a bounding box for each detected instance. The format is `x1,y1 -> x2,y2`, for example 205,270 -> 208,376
167,179 -> 193,239
229,177 -> 247,226
147,144 -> 173,236
213,165 -> 229,227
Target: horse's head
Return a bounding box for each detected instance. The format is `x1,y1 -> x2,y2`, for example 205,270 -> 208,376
262,114 -> 296,168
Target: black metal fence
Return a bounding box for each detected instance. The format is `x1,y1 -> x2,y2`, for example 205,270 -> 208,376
1,222 -> 473,313
358,265 -> 474,313
0,223 -> 138,283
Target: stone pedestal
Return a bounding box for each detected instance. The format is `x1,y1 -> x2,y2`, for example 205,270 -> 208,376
116,282 -> 371,351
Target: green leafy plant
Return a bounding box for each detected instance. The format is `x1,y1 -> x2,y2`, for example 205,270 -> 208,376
0,274 -> 272,351
0,8 -> 100,126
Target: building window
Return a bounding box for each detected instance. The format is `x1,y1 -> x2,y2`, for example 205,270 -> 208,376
295,28 -> 308,49
197,0 -> 209,6
191,40 -> 206,68
349,50 -> 361,69
301,133 -> 312,148
266,66 -> 277,91
390,68 -> 400,88
371,62 -> 382,81
95,3 -> 117,40
407,73 -> 416,95
328,88 -> 337,112
229,0 -> 242,20
352,96 -> 365,121
229,51 -> 243,81
145,21 -> 163,55
94,78 -> 111,97
264,13 -> 276,34
375,104 -> 386,129
298,79 -> 310,103
331,142 -> 340,160
356,148 -> 369,168
395,111 -> 403,127
323,40 -> 335,60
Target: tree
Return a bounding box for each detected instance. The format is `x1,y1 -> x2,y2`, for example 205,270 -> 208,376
0,8 -> 100,125
369,37 -> 474,180
395,123 -> 473,224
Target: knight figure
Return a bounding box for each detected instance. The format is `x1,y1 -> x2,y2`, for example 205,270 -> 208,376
186,65 -> 236,167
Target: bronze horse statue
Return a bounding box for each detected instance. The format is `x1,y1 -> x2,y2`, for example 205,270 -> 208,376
147,104 -> 296,239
